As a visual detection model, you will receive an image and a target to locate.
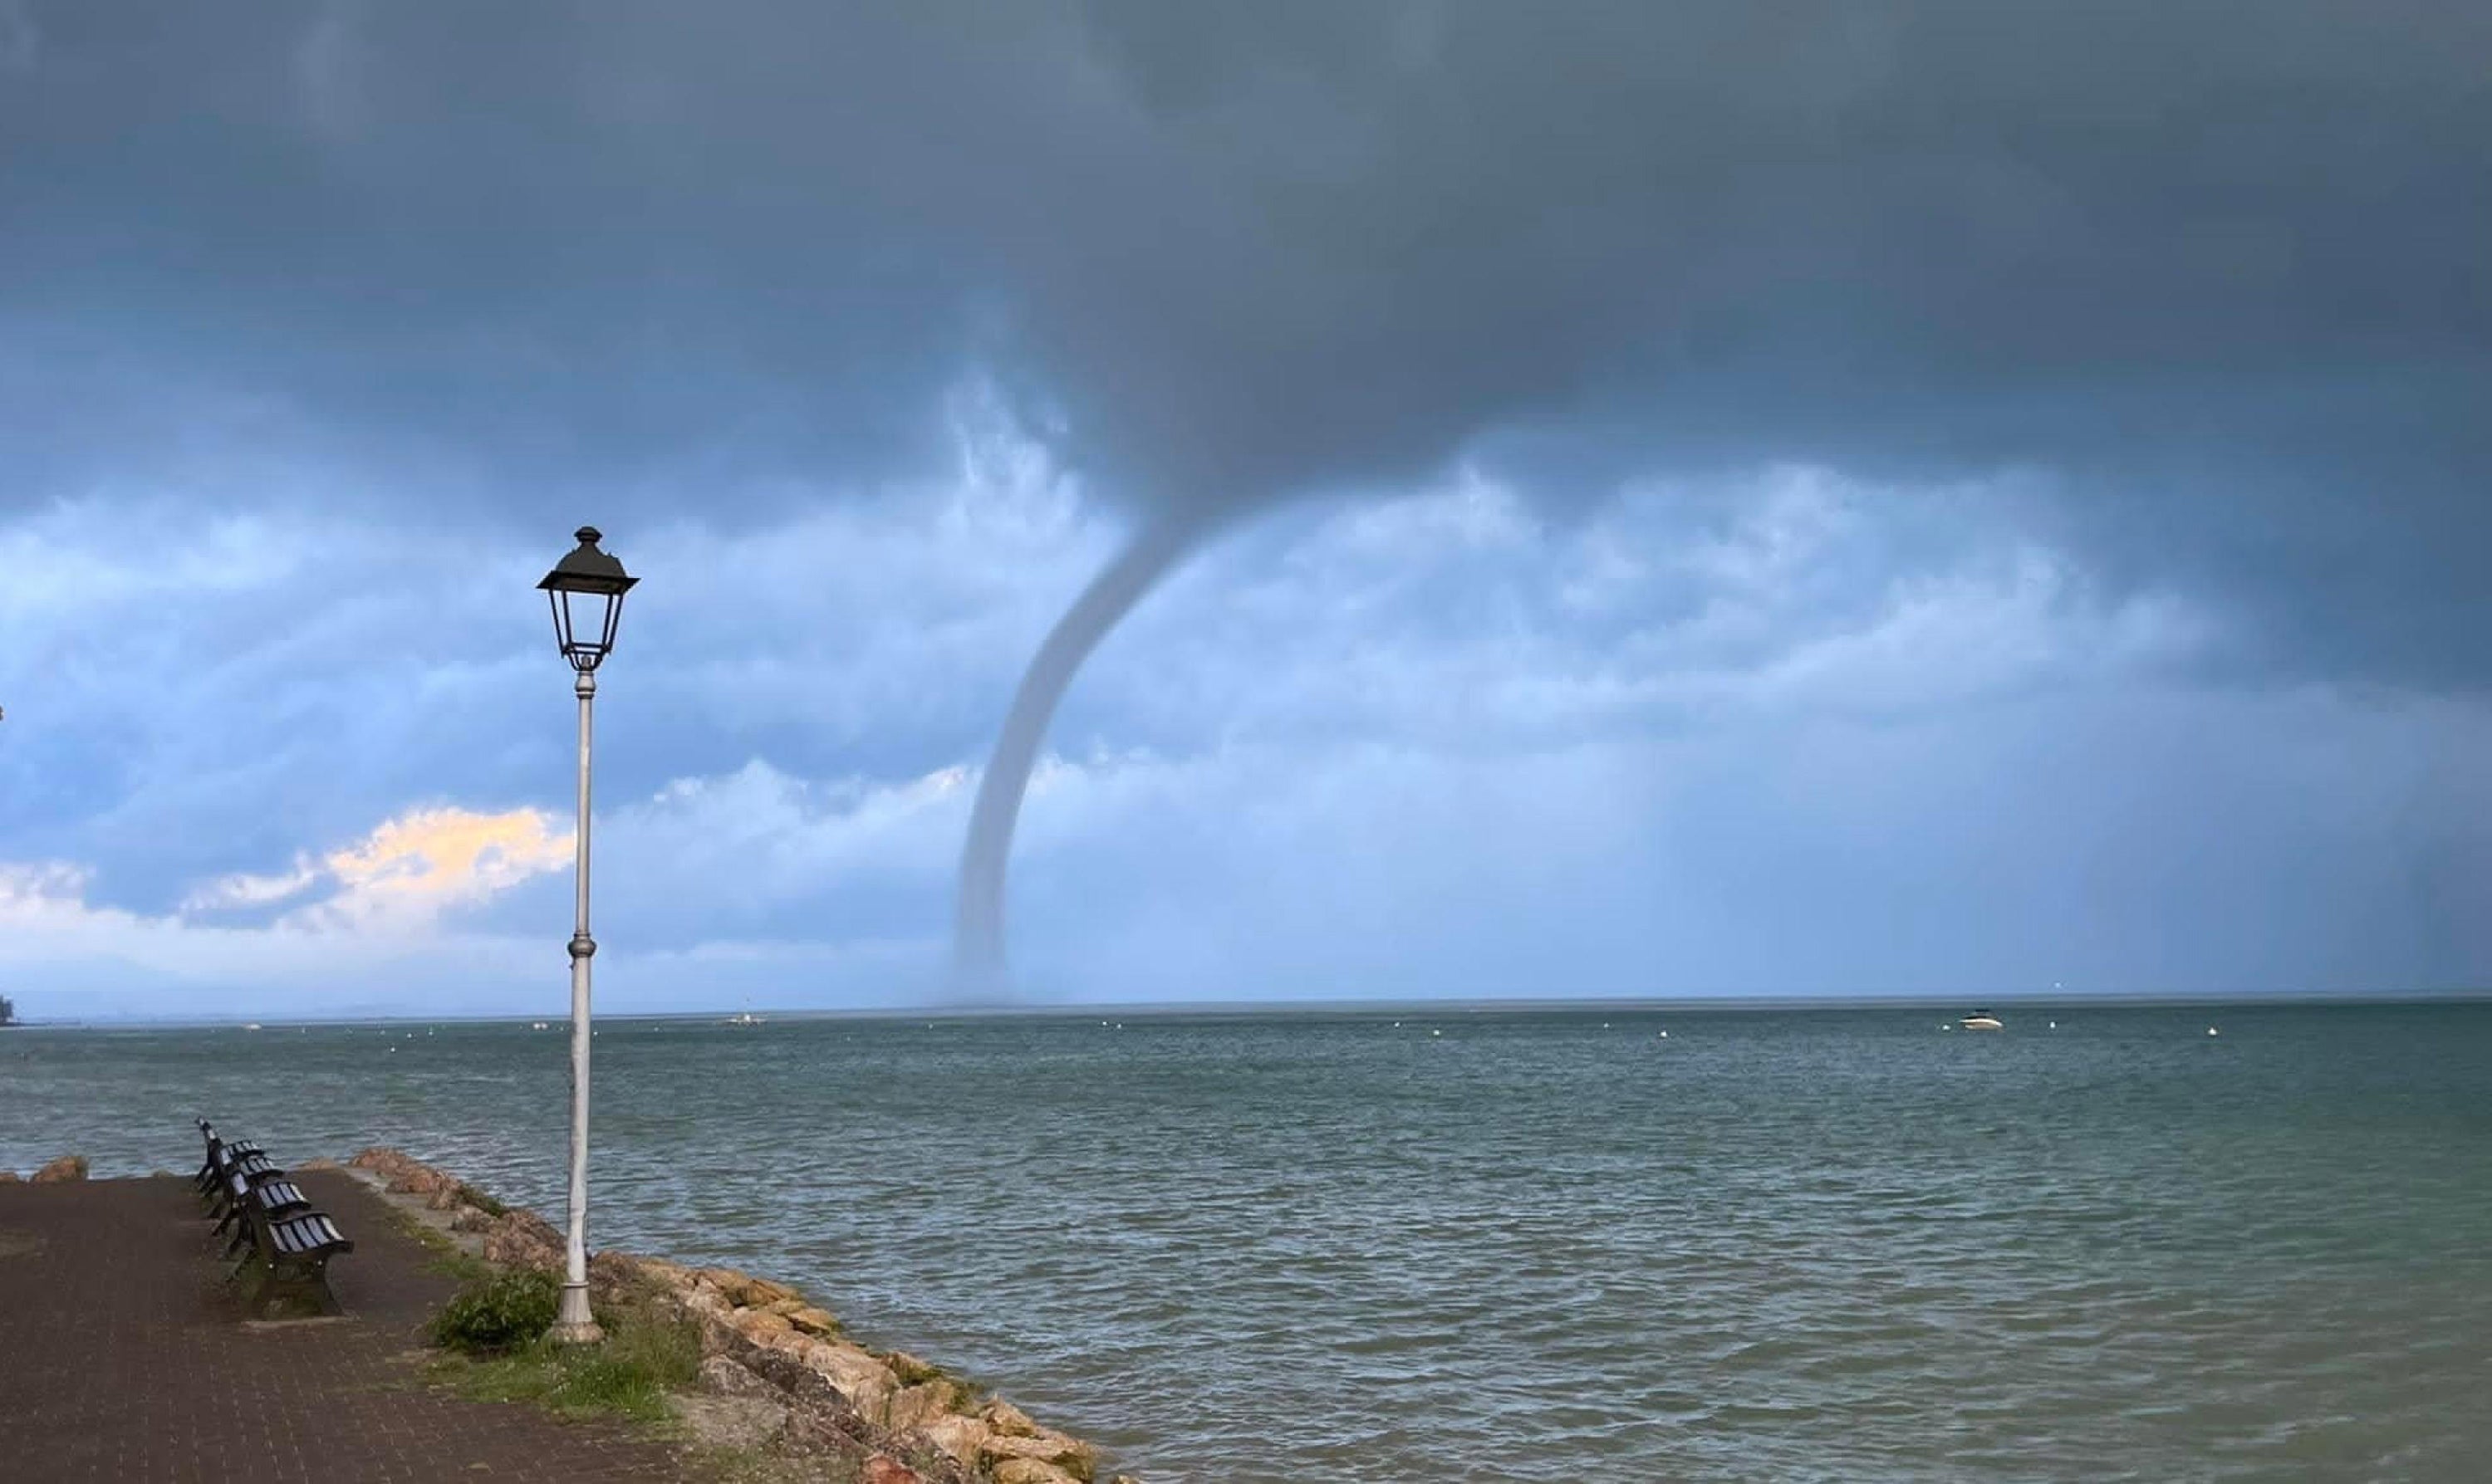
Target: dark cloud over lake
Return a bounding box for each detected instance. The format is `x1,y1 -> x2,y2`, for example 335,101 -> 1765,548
7,1 -> 2485,668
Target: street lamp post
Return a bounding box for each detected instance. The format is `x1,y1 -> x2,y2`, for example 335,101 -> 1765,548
537,526 -> 638,1345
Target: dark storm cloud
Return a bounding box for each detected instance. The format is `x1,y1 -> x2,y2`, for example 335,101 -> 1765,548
4,0 -> 2487,656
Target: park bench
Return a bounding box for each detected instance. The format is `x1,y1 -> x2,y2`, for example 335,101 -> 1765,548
195,1135 -> 243,1204
193,1123 -> 261,1194
214,1174 -> 314,1253
254,1207 -> 355,1291
193,1119 -> 355,1314
202,1149 -> 284,1219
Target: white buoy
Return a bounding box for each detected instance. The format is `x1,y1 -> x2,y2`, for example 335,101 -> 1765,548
1657,1030 -> 1669,1039
1431,1029 -> 1442,1037
2207,1026 -> 2220,1037
2049,1021 -> 2058,1030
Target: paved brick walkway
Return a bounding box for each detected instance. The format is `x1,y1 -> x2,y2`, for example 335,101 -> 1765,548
0,1170 -> 694,1482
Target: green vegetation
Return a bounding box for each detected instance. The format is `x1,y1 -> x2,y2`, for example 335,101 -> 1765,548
428,1270 -> 703,1425
423,1245 -> 498,1285
432,1269 -> 561,1354
438,1321 -> 701,1423
884,1351 -> 984,1412
370,1197 -> 495,1284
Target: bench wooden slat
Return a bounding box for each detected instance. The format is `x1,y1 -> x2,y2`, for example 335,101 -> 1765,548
270,1212 -> 351,1257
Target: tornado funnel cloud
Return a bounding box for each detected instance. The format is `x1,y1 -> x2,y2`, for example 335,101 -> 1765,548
954,519 -> 1201,994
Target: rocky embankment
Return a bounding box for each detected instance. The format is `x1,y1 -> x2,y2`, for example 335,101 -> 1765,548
0,1154 -> 91,1183
345,1148 -> 1131,1484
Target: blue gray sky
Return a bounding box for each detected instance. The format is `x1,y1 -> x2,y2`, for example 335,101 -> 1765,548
2,2 -> 2488,1019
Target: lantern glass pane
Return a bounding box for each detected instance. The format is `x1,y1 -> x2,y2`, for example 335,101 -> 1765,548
548,587 -> 624,669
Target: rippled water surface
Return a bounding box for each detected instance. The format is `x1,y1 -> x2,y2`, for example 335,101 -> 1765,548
7,1004 -> 2490,1481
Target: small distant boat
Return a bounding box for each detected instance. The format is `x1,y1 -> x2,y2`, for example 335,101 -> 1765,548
532,1021 -> 550,1031
243,1023 -> 262,1031
724,1011 -> 764,1026
1960,1009 -> 2004,1031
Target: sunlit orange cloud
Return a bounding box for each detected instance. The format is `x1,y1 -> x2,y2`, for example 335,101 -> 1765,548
312,806 -> 572,925
0,808 -> 579,992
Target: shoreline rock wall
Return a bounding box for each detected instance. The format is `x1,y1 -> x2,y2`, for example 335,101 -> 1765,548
346,1148 -> 1131,1484
335,1149 -> 571,1270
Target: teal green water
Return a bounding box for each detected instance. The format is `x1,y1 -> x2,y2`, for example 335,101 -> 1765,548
6,1003 -> 2489,1482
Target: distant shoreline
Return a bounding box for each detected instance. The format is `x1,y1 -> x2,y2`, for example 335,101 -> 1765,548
10,989 -> 2489,1031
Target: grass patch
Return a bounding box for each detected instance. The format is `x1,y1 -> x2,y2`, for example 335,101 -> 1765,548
457,1183 -> 510,1217
439,1336 -> 679,1423
428,1275 -> 703,1426
427,1248 -> 498,1286
374,1197 -> 497,1283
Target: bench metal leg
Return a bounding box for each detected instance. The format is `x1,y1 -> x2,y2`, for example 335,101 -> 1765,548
244,1256 -> 343,1318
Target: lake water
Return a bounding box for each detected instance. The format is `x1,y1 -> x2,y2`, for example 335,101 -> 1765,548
6,1003 -> 2488,1482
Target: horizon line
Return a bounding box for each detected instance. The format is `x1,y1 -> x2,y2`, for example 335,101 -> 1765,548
11,985 -> 2489,1031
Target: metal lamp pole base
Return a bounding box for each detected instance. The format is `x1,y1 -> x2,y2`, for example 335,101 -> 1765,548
547,933 -> 602,1344
551,667 -> 605,1346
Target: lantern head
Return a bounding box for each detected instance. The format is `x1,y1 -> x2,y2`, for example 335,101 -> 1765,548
537,527 -> 638,672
